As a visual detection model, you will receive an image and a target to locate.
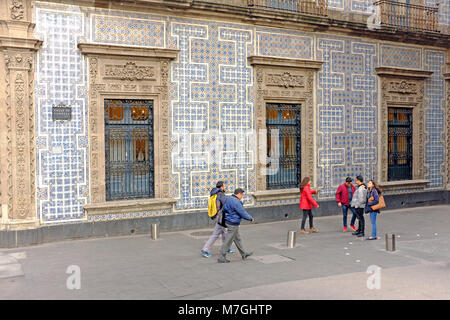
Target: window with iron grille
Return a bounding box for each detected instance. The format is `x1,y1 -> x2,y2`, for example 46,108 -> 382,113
388,107 -> 413,181
105,99 -> 154,201
266,103 -> 301,189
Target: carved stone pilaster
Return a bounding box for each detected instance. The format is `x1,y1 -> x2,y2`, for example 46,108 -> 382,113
248,56 -> 323,192
376,67 -> 432,183
1,49 -> 39,225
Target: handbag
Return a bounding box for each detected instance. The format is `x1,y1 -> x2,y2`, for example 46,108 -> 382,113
370,194 -> 386,211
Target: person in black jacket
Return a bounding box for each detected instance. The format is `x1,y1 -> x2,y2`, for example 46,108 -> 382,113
200,181 -> 235,258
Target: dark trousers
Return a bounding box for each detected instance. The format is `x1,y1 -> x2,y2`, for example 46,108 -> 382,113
355,207 -> 365,234
342,205 -> 357,228
301,209 -> 313,229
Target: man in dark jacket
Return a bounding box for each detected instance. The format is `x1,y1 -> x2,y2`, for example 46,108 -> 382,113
218,188 -> 254,263
335,177 -> 357,232
201,181 -> 235,258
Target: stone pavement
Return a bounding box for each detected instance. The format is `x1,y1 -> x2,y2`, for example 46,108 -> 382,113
0,205 -> 449,300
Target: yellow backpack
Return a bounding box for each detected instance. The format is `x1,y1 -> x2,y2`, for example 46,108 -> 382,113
208,194 -> 218,219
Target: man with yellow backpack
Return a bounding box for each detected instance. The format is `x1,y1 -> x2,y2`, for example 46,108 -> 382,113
201,181 -> 236,258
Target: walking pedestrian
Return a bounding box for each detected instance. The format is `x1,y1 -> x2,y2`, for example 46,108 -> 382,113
201,181 -> 235,258
365,180 -> 382,240
217,188 -> 254,263
335,177 -> 357,232
299,177 -> 319,234
350,176 -> 367,238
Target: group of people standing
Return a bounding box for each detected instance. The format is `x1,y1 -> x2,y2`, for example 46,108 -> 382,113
300,176 -> 383,240
201,176 -> 383,263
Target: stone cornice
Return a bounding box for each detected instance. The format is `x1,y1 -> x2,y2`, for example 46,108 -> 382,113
379,180 -> 430,191
77,43 -> 179,60
248,56 -> 323,70
251,188 -> 300,202
0,36 -> 42,51
83,198 -> 177,216
376,67 -> 433,79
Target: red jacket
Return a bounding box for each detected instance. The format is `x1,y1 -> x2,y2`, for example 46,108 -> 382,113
335,184 -> 356,206
300,185 -> 318,210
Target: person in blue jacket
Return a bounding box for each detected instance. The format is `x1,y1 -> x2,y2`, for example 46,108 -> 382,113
365,180 -> 382,240
218,188 -> 255,263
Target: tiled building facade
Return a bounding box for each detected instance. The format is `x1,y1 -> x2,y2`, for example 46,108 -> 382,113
0,0 -> 449,235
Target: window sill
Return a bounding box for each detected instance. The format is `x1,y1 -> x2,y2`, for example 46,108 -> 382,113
83,198 -> 176,216
379,179 -> 429,192
251,188 -> 301,202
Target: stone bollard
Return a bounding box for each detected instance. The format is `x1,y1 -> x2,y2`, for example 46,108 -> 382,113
151,223 -> 160,240
287,231 -> 296,248
385,233 -> 396,252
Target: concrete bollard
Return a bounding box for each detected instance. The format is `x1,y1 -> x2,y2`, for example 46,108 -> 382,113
151,223 -> 160,240
385,233 -> 396,252
287,231 -> 296,248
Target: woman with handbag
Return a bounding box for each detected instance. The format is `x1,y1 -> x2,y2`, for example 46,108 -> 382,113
365,180 -> 384,240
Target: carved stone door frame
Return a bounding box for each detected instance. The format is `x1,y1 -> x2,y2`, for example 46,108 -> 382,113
248,56 -> 322,193
376,67 -> 432,184
78,44 -> 178,210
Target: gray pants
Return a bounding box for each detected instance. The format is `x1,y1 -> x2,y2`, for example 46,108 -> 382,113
202,222 -> 227,252
219,223 -> 247,260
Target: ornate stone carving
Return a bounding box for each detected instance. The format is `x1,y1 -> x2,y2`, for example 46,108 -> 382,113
388,80 -> 417,94
10,0 -> 25,20
266,72 -> 304,88
3,49 -> 36,221
104,62 -> 155,81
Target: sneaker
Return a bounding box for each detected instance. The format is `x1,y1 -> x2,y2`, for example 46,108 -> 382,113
300,229 -> 309,234
350,225 -> 357,231
228,249 -> 236,253
309,227 -> 318,233
342,227 -> 347,232
217,258 -> 230,263
242,252 -> 253,260
201,250 -> 211,258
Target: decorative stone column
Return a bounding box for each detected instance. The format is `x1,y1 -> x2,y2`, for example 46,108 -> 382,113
0,0 -> 42,229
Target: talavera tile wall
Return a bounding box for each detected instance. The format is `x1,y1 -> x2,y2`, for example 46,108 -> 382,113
34,2 -> 448,223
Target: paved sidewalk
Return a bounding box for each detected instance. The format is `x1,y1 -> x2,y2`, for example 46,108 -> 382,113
0,205 -> 449,299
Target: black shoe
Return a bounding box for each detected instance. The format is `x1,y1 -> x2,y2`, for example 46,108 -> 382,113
357,233 -> 365,237
218,258 -> 230,263
242,252 -> 253,260
352,231 -> 360,236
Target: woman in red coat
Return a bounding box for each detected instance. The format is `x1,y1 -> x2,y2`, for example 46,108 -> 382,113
299,177 -> 319,234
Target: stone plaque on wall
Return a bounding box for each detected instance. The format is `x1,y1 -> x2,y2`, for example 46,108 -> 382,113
52,104 -> 72,121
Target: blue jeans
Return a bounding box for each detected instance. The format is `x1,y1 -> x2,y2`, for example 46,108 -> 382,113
342,205 -> 357,228
370,211 -> 377,238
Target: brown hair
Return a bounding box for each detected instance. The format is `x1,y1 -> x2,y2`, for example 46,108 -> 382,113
299,177 -> 311,193
368,180 -> 382,195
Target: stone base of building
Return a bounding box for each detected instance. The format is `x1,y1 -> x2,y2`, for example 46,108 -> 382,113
0,190 -> 449,248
